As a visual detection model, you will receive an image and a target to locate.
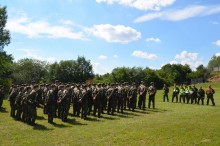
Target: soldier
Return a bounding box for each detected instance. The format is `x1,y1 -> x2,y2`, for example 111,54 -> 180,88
72,84 -> 81,117
206,85 -> 215,106
15,86 -> 24,120
21,86 -> 31,123
123,82 -> 130,110
60,85 -> 71,122
191,85 -> 198,104
45,84 -> 56,124
93,84 -> 102,118
184,85 -> 190,104
27,85 -> 38,125
188,85 -> 194,104
197,87 -> 205,105
0,85 -> 4,109
116,83 -> 125,113
9,85 -> 19,117
162,84 -> 169,102
101,84 -> 107,114
148,82 -> 156,109
57,85 -> 64,118
128,82 -> 137,112
80,84 -> 88,120
138,81 -> 147,110
172,84 -> 179,103
87,84 -> 93,115
179,85 -> 186,103
43,84 -> 49,114
106,84 -> 116,115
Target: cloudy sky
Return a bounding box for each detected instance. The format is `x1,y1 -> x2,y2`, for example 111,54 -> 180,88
2,0 -> 220,74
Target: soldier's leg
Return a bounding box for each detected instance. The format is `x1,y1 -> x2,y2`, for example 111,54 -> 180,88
211,97 -> 215,106
152,96 -> 155,109
0,99 -> 3,108
142,96 -> 146,110
172,94 -> 174,102
201,98 -> 204,105
148,96 -> 151,108
98,104 -> 101,118
138,95 -> 142,108
207,98 -> 209,105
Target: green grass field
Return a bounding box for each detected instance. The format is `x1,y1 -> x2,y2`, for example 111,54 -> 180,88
1,82 -> 220,146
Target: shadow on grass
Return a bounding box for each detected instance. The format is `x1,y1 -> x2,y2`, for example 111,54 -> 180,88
147,108 -> 168,113
33,123 -> 53,131
102,115 -> 117,120
85,117 -> 101,122
0,107 -> 8,113
36,115 -> 46,120
66,118 -> 87,126
52,122 -> 72,128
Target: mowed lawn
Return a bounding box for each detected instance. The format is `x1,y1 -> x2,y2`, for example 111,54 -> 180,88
1,82 -> 220,146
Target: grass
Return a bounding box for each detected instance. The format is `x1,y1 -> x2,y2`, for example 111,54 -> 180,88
1,82 -> 220,146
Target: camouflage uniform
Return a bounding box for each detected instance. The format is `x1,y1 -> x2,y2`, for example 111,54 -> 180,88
138,82 -> 147,109
148,82 -> 156,109
162,84 -> 169,102
27,86 -> 38,125
45,85 -> 56,123
9,86 -> 19,117
106,84 -> 116,115
93,84 -> 102,118
206,86 -> 215,106
128,83 -> 137,111
197,87 -> 205,105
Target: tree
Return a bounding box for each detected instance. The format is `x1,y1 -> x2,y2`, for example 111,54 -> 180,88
0,6 -> 10,51
12,58 -> 48,84
47,56 -> 94,83
0,6 -> 12,94
0,51 -> 13,93
207,55 -> 220,70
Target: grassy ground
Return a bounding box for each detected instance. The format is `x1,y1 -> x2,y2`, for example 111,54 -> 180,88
0,82 -> 220,146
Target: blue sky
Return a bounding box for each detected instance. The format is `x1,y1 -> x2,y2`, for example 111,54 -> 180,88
1,0 -> 220,74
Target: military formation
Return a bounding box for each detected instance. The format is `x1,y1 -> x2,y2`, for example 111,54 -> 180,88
163,84 -> 216,106
5,81 -> 156,125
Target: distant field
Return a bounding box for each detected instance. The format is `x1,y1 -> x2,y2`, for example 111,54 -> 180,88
0,82 -> 220,146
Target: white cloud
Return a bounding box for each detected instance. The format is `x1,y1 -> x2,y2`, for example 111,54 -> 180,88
214,40 -> 220,46
131,50 -> 158,60
98,55 -> 108,60
96,0 -> 176,11
172,50 -> 203,70
16,49 -> 57,63
215,53 -> 220,57
91,61 -> 112,75
134,5 -> 220,22
113,54 -> 119,58
87,24 -> 141,43
146,37 -> 161,43
170,60 -> 178,64
6,15 -> 87,40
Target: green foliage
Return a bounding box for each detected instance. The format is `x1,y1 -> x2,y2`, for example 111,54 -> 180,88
0,51 -> 13,94
0,6 -> 10,51
11,58 -> 48,84
207,55 -> 220,70
48,56 -> 94,83
187,64 -> 208,80
158,64 -> 191,85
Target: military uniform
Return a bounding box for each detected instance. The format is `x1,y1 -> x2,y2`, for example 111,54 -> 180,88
162,84 -> 169,102
148,82 -> 156,109
9,86 -> 19,117
138,82 -> 147,109
45,86 -> 56,123
128,83 -> 137,111
206,86 -> 215,106
106,85 -> 116,115
197,87 -> 205,105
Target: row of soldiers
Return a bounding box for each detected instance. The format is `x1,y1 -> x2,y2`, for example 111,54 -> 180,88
7,81 -> 157,125
163,84 -> 215,106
